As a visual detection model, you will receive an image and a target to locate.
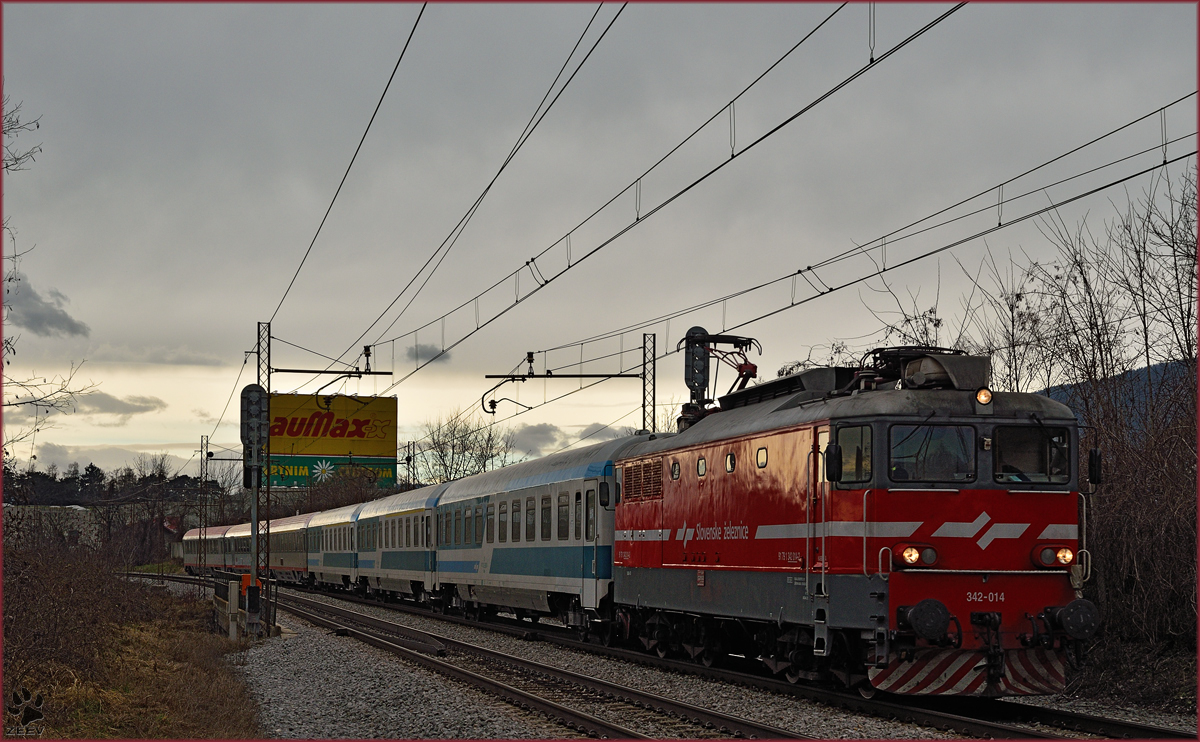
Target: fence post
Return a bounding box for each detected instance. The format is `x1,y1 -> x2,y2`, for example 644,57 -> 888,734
227,580 -> 240,640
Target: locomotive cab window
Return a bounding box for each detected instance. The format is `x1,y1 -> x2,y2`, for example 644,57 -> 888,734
889,424 -> 975,483
670,462 -> 680,480
836,425 -> 872,483
994,426 -> 1069,484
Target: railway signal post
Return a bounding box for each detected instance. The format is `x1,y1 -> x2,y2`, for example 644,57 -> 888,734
240,380 -> 269,636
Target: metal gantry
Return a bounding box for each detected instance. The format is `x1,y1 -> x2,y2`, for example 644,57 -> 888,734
254,321 -> 272,631
198,434 -> 209,596
642,333 -> 656,433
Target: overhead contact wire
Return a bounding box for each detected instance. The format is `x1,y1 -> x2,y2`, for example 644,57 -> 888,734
270,3 -> 428,323
374,4 -> 963,396
287,4 -> 619,394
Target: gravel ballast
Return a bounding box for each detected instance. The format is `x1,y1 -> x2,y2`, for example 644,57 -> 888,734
266,591 -> 964,739
237,613 -> 576,739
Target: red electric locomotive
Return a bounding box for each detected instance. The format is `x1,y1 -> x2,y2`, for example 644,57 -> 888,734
608,329 -> 1099,697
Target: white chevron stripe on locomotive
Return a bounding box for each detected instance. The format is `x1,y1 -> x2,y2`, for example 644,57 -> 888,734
1036,523 -> 1078,539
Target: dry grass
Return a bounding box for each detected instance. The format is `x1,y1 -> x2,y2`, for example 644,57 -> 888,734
23,591 -> 261,738
4,538 -> 262,739
1067,638 -> 1197,714
128,559 -> 186,575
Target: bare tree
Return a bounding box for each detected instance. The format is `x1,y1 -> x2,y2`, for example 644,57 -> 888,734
2,91 -> 96,461
417,408 -> 516,484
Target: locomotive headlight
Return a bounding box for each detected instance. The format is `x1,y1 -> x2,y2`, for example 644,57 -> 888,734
902,546 -> 921,564
975,387 -> 993,405
1056,547 -> 1074,565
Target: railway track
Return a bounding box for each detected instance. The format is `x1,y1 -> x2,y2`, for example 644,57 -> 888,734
276,592 -> 813,739
131,573 -> 1194,740
274,582 -> 1194,740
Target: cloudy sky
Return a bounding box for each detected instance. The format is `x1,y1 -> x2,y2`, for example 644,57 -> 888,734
3,3 -> 1195,475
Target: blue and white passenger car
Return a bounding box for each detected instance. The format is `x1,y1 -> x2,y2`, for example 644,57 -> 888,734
430,435 -> 651,629
356,483 -> 445,601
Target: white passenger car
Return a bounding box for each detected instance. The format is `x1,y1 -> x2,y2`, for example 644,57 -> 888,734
307,502 -> 367,589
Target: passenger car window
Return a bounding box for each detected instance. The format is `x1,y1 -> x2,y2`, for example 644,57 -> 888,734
498,503 -> 507,543
890,424 -> 975,483
574,493 -> 582,541
512,500 -> 521,542
475,507 -> 483,544
525,498 -> 536,541
541,496 -> 552,541
994,426 -> 1069,484
486,505 -> 495,543
557,494 -> 569,540
586,489 -> 596,542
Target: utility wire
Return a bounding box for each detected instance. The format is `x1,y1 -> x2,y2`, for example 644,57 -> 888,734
270,4 -> 427,322
537,127 -> 1198,363
360,2 -> 842,359
286,5 -> 622,393
372,4 -> 966,397
272,335 -> 360,368
410,96 -> 1196,448
367,4 -> 624,346
371,3 -> 848,357
550,406 -> 640,454
434,151 -> 1194,444
809,90 -> 1198,274
208,354 -> 249,441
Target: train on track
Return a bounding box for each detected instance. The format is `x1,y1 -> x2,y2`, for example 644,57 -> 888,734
184,329 -> 1100,698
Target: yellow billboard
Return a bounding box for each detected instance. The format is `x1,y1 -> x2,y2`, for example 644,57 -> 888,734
268,394 -> 397,458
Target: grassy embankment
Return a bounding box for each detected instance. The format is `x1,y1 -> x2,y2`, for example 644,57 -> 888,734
4,543 -> 260,738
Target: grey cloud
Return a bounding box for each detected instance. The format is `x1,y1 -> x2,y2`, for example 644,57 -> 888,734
78,391 -> 166,416
28,442 -> 187,474
5,391 -> 166,426
35,442 -> 72,465
512,422 -> 565,457
53,391 -> 170,426
4,273 -> 89,338
577,422 -> 625,444
88,343 -> 225,366
406,343 -> 450,364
